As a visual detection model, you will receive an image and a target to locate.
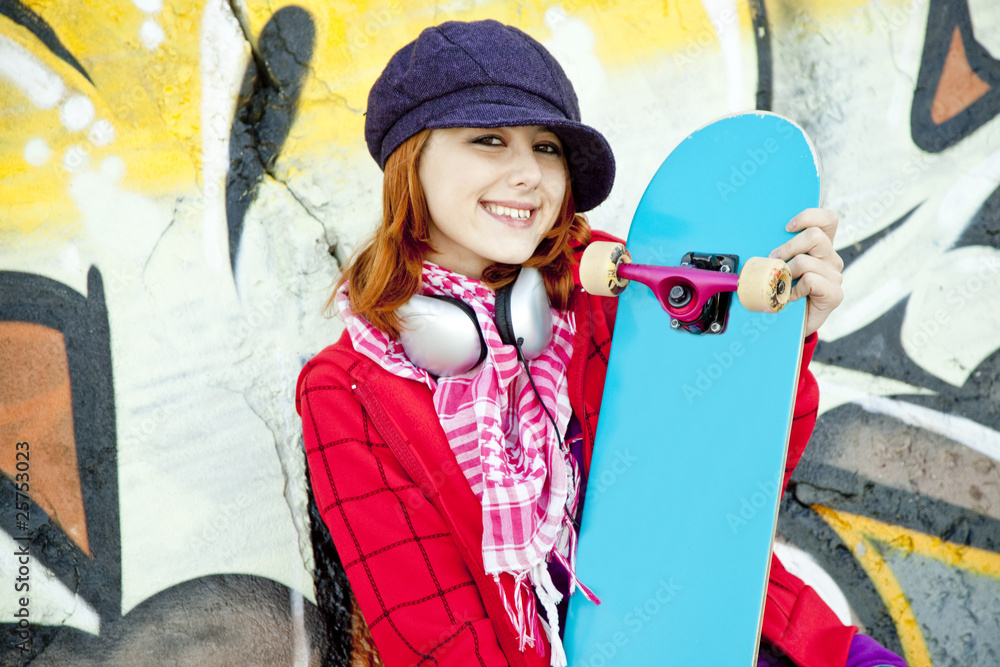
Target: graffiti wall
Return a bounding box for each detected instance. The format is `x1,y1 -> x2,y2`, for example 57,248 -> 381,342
1,0 -> 997,665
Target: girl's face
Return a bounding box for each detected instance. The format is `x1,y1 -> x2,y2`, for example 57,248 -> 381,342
417,125 -> 568,278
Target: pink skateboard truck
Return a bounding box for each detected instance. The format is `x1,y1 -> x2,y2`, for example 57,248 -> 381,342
579,243 -> 791,335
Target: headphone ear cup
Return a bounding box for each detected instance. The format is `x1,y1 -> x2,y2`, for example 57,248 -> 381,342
495,267 -> 552,358
494,280 -> 517,347
396,295 -> 487,376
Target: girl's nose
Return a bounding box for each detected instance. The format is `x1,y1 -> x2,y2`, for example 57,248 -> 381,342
507,144 -> 543,190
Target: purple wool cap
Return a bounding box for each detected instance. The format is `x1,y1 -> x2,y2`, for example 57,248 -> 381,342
365,19 -> 616,212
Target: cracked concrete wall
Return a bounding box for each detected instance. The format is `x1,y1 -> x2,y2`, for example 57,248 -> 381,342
0,0 -> 998,665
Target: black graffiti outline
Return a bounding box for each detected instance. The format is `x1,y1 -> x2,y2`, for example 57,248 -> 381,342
911,0 -> 1000,152
748,0 -> 772,112
0,267 -> 121,624
0,0 -> 93,85
226,6 -> 316,281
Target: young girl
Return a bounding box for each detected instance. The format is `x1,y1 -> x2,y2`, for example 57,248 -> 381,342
297,19 -> 907,667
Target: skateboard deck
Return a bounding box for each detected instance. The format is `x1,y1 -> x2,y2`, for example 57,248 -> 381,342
564,112 -> 821,665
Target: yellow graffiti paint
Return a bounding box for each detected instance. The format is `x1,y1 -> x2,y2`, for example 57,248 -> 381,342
814,505 -> 931,666
1,0 -> 762,225
2,0 -> 905,242
813,504 -> 1000,667
818,505 -> 1000,579
1,1 -> 203,236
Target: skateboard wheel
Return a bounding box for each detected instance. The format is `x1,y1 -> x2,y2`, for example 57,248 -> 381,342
737,257 -> 791,313
579,241 -> 632,297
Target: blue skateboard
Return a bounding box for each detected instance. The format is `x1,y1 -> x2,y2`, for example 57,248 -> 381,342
565,112 -> 821,665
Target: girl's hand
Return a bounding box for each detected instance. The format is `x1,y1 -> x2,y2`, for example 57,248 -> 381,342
768,208 -> 844,338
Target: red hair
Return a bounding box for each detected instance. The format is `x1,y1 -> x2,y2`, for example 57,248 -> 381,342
332,129 -> 591,338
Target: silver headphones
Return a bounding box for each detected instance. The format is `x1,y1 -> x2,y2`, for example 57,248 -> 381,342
396,267 -> 553,377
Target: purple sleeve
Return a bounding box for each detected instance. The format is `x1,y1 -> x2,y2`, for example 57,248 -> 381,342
757,634 -> 907,667
844,634 -> 908,667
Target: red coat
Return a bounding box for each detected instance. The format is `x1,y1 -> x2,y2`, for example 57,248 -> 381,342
296,232 -> 857,666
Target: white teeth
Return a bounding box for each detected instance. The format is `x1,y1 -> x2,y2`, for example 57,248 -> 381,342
486,203 -> 531,220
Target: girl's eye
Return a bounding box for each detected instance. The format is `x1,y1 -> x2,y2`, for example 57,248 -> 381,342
473,135 -> 505,146
535,142 -> 563,156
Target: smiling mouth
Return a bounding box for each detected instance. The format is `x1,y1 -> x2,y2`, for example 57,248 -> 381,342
482,202 -> 534,222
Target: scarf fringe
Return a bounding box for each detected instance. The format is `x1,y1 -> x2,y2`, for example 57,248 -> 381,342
557,513 -> 601,604
495,573 -> 537,653
533,561 -> 568,667
495,535 -> 603,667
551,549 -> 601,606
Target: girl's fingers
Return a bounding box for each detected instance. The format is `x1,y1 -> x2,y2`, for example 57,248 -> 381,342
769,208 -> 844,337
790,268 -> 844,305
795,272 -> 845,337
769,226 -> 844,272
784,254 -> 844,289
786,207 -> 838,242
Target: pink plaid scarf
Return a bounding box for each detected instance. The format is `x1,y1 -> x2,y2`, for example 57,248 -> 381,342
337,263 -> 593,665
